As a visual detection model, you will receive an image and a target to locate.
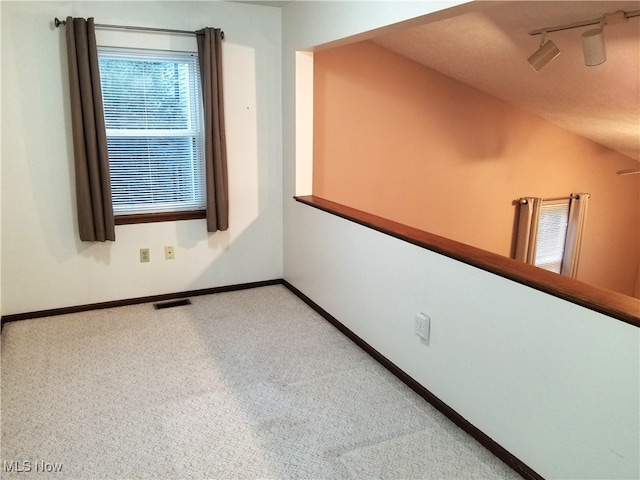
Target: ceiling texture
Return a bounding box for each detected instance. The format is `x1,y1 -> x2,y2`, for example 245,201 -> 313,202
371,1 -> 640,162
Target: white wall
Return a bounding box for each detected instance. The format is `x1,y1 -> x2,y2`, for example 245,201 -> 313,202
1,1 -> 283,315
281,2 -> 640,479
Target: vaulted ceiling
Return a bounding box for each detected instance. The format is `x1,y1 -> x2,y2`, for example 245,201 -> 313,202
368,1 -> 640,162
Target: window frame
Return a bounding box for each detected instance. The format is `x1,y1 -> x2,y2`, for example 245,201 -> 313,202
114,209 -> 205,225
97,46 -> 206,224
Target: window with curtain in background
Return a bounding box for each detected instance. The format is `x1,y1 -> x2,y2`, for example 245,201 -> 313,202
515,194 -> 590,278
98,47 -> 205,221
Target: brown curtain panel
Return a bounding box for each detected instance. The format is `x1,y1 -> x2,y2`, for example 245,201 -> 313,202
65,17 -> 115,241
196,28 -> 229,232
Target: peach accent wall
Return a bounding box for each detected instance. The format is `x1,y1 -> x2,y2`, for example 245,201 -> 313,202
313,41 -> 640,297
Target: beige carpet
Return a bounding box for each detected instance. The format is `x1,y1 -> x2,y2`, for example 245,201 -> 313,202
1,285 -> 521,479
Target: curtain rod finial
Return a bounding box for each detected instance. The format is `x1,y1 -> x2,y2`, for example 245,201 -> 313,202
54,17 -> 66,28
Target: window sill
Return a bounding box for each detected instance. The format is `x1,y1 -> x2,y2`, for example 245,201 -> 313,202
115,210 -> 206,225
294,195 -> 639,327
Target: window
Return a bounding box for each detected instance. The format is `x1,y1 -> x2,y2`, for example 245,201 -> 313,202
534,200 -> 570,273
98,48 -> 205,221
515,194 -> 590,278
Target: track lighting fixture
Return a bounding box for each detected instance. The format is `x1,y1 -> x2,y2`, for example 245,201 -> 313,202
527,33 -> 561,71
581,26 -> 606,66
528,9 -> 639,69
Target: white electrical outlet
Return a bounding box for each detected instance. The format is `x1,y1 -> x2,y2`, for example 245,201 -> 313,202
165,246 -> 175,260
140,248 -> 150,263
415,313 -> 430,342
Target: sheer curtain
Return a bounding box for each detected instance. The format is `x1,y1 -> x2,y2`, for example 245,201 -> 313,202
64,17 -> 115,242
515,197 -> 542,265
196,28 -> 229,233
562,194 -> 590,278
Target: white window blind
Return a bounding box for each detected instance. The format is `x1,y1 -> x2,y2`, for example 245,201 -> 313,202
98,48 -> 205,215
534,201 -> 570,273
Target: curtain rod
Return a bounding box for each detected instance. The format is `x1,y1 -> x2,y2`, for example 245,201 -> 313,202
518,194 -> 589,204
53,17 -> 224,39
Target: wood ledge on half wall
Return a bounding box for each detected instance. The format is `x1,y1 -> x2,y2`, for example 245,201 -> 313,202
294,195 -> 640,328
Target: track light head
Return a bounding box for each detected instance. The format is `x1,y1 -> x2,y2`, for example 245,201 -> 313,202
581,27 -> 606,66
528,38 -> 561,71
528,9 -> 639,69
